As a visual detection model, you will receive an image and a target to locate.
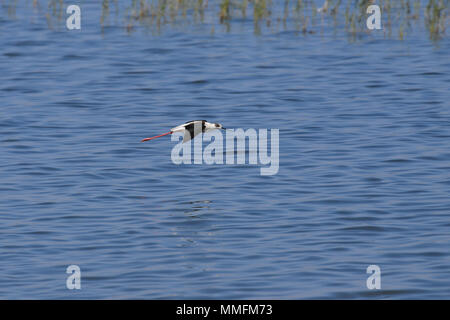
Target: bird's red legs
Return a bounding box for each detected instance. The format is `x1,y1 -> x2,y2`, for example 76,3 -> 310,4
141,131 -> 173,142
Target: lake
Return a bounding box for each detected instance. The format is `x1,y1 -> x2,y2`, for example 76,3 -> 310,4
0,0 -> 449,299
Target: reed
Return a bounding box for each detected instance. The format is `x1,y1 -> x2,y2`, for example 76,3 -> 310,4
5,0 -> 448,41
425,0 -> 448,40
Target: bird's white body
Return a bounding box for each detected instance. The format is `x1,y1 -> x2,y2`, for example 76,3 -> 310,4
171,120 -> 219,133
172,120 -> 224,142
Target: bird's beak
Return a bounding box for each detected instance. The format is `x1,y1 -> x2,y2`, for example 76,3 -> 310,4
222,127 -> 227,130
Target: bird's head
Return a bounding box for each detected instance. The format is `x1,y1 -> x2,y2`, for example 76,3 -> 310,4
205,122 -> 226,130
213,123 -> 226,130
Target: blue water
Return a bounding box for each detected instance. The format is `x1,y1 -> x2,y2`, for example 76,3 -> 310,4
1,2 -> 449,299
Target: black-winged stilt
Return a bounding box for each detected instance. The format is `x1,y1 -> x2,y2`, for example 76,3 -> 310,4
141,120 -> 226,143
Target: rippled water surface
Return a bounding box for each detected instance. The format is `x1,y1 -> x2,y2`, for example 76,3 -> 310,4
1,2 -> 449,299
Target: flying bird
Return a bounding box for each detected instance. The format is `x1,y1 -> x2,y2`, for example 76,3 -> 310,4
141,120 -> 226,143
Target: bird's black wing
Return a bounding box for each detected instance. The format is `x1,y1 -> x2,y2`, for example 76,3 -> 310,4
183,122 -> 204,143
185,120 -> 206,124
